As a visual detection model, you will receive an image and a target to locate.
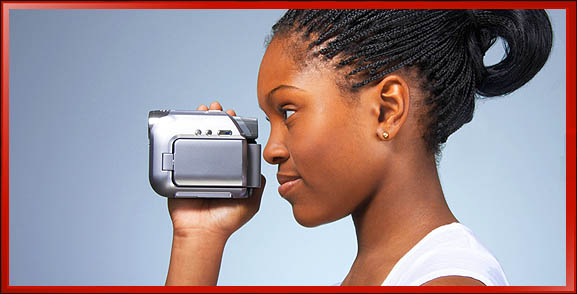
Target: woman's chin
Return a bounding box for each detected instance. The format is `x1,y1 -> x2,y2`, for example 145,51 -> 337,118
293,214 -> 323,228
291,205 -> 334,228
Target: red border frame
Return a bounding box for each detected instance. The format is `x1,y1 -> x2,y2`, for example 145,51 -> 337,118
1,1 -> 575,293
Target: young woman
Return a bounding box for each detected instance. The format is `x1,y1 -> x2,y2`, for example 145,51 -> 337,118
165,9 -> 553,286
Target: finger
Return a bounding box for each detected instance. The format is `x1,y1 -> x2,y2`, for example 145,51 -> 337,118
253,175 -> 266,198
248,175 -> 266,208
197,104 -> 209,111
225,109 -> 237,116
209,101 -> 223,111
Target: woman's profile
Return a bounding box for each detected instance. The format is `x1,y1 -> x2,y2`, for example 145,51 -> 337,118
164,9 -> 553,286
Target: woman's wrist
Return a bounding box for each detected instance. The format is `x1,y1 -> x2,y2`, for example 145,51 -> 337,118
172,227 -> 231,242
166,229 -> 230,286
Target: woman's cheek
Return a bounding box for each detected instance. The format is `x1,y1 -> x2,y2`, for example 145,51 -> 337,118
292,129 -> 350,188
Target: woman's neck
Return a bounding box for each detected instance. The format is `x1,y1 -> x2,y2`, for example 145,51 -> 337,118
342,153 -> 458,286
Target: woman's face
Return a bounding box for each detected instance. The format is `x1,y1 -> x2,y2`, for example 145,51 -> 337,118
257,37 -> 389,227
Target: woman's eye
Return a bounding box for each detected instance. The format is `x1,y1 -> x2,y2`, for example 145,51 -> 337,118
283,109 -> 295,120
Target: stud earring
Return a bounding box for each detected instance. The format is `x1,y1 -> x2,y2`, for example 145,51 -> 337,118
382,131 -> 389,140
377,128 -> 390,140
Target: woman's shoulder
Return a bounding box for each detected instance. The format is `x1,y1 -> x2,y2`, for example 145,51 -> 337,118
382,222 -> 510,286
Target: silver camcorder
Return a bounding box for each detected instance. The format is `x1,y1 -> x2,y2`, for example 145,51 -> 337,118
148,110 -> 261,198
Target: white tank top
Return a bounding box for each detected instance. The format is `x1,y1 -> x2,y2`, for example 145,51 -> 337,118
334,222 -> 509,286
381,222 -> 509,286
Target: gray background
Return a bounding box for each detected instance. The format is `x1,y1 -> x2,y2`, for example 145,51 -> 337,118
8,9 -> 566,286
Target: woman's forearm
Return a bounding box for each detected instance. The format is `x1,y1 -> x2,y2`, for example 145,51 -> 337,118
165,230 -> 229,286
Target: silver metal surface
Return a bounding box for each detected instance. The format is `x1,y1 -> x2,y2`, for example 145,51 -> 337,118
173,138 -> 245,187
148,110 -> 261,198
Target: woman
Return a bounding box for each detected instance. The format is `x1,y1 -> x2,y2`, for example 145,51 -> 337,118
165,9 -> 553,286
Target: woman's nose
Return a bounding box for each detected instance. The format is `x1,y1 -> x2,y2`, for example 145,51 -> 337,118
263,138 -> 289,165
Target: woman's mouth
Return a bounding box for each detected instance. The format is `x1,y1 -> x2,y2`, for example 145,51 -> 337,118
278,177 -> 302,197
277,174 -> 302,197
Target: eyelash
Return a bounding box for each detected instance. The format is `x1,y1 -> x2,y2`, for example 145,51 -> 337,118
282,109 -> 295,120
265,108 -> 295,122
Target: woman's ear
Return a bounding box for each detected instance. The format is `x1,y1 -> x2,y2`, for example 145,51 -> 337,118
372,75 -> 410,141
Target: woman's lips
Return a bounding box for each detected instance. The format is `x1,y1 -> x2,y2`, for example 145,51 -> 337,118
278,177 -> 302,197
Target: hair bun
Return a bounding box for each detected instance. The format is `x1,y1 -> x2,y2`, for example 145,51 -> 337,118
465,9 -> 553,97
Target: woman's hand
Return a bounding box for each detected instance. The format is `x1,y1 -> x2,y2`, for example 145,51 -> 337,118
165,102 -> 266,285
167,101 -> 266,240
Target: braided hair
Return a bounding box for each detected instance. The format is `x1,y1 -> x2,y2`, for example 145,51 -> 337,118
267,9 -> 553,157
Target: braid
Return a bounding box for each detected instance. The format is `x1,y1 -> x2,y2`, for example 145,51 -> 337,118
269,9 -> 553,157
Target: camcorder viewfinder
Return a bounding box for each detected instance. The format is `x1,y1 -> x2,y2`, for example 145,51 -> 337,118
148,110 -> 261,198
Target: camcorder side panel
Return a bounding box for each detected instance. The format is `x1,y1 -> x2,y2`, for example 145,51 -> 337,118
148,110 -> 261,198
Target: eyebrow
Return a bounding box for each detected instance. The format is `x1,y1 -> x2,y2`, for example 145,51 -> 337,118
263,85 -> 305,121
266,84 -> 305,102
